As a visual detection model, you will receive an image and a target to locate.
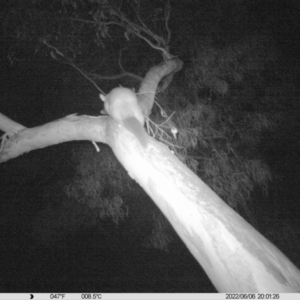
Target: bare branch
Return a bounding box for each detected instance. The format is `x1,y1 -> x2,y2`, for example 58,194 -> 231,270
165,0 -> 172,43
0,113 -> 26,133
129,0 -> 148,29
41,39 -> 104,94
89,72 -> 143,82
109,8 -> 171,59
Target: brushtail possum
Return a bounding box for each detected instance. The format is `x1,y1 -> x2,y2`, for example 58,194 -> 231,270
100,87 -> 148,148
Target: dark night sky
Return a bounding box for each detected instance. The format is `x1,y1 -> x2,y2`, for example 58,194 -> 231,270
0,0 -> 300,293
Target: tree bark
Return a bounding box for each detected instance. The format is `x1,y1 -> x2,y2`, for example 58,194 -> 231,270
110,133 -> 300,292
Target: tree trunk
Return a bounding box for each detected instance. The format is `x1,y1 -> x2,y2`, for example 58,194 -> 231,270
110,131 -> 300,292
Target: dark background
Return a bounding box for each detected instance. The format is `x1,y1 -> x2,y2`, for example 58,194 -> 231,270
0,0 -> 299,293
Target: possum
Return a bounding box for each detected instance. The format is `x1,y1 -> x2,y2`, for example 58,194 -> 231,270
100,87 -> 148,148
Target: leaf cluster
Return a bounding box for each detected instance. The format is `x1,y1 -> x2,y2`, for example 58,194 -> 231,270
150,35 -> 277,211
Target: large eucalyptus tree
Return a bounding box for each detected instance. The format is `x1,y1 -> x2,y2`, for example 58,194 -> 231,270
1,0 -> 299,292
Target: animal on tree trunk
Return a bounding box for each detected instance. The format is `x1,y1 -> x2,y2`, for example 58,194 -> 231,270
100,87 -> 148,148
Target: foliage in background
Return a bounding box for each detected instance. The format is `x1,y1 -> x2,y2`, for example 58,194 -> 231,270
2,0 -> 295,251
63,33 -> 280,250
65,145 -> 131,225
151,35 -> 277,211
64,144 -> 173,251
143,212 -> 173,252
